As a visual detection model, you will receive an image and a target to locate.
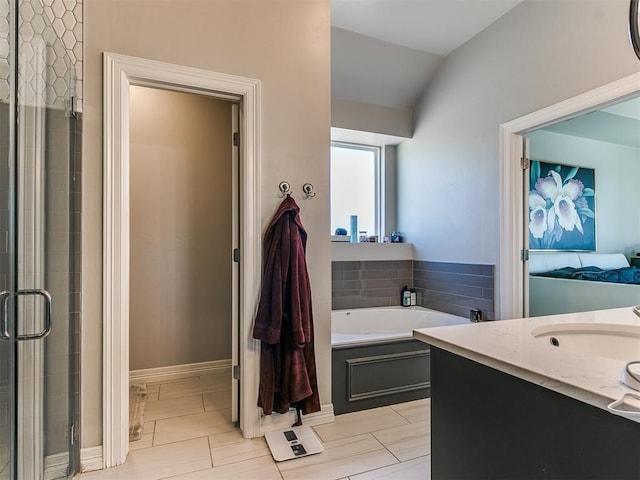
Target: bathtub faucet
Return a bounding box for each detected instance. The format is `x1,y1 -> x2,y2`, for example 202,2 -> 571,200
469,309 -> 482,322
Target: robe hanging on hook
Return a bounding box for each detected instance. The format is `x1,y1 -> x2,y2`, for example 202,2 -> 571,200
278,181 -> 291,197
302,183 -> 316,198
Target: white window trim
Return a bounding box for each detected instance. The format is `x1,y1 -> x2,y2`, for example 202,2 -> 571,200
331,141 -> 383,239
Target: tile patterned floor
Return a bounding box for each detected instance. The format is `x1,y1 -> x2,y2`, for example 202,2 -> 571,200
80,374 -> 432,480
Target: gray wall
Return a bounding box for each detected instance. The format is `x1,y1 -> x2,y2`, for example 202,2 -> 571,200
397,1 -> 640,271
383,145 -> 398,235
129,86 -> 232,370
331,98 -> 413,138
527,130 -> 640,258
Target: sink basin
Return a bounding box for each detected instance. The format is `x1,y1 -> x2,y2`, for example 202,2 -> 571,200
531,323 -> 640,362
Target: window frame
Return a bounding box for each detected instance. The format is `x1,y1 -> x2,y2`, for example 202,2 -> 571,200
330,140 -> 383,239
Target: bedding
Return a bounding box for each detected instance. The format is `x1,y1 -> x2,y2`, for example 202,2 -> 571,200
533,266 -> 640,285
529,252 -> 640,317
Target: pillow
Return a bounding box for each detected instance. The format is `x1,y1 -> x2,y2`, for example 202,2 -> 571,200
528,252 -> 581,274
577,253 -> 630,270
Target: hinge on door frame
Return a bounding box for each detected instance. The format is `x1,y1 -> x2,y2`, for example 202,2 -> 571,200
520,155 -> 530,170
232,365 -> 240,380
66,96 -> 78,119
521,249 -> 529,262
69,423 -> 77,446
233,132 -> 240,147
233,248 -> 240,263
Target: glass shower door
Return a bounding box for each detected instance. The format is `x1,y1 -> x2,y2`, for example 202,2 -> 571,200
0,0 -> 79,478
0,59 -> 17,480
0,1 -> 19,476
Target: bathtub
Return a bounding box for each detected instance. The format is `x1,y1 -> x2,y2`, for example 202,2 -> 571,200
332,306 -> 468,345
331,306 -> 468,414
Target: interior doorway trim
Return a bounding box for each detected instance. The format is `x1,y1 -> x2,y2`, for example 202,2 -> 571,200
499,71 -> 640,320
102,52 -> 262,467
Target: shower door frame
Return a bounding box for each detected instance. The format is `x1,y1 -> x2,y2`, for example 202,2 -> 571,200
7,6 -> 79,476
102,52 -> 262,467
498,71 -> 640,320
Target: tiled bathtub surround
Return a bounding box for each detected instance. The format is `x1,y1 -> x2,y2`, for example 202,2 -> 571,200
332,260 -> 413,310
413,261 -> 494,320
332,260 -> 495,320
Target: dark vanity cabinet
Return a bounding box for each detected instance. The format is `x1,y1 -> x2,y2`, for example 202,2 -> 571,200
430,347 -> 640,479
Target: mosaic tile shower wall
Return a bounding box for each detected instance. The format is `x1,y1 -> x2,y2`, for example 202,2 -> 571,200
0,0 -> 83,110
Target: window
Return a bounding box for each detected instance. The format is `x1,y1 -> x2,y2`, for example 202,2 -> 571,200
330,142 -> 381,239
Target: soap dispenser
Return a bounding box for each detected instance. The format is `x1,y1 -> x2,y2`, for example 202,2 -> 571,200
401,286 -> 411,307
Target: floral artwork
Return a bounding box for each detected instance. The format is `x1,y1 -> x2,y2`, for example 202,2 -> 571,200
528,161 -> 596,251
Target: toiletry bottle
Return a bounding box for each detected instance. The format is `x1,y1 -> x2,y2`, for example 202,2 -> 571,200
401,286 -> 411,307
410,288 -> 417,306
350,215 -> 358,243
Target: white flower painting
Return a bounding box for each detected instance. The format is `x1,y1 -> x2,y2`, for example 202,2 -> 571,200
528,161 -> 596,250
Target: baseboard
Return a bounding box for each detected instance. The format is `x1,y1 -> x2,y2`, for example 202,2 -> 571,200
43,452 -> 69,480
80,446 -> 103,472
129,359 -> 231,384
44,445 -> 105,477
259,403 -> 334,435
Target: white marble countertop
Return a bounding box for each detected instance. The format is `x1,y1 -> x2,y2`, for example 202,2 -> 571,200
413,307 -> 640,423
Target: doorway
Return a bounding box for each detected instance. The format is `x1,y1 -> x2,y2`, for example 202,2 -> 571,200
127,86 -> 239,446
498,72 -> 640,320
524,95 -> 640,317
103,53 -> 262,468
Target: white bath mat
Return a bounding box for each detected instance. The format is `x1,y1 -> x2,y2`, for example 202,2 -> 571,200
264,425 -> 324,462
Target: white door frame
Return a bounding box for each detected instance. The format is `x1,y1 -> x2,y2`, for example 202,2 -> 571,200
499,72 -> 640,320
102,52 -> 263,467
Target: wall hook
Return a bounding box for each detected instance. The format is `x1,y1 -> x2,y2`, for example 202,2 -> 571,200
278,181 -> 291,197
302,183 -> 316,199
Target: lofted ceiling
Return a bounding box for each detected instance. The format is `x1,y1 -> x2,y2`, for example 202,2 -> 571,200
331,0 -> 524,56
331,1 -> 640,150
331,0 -> 524,108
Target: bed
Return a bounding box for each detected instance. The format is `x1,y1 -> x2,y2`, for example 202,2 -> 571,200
528,252 -> 640,317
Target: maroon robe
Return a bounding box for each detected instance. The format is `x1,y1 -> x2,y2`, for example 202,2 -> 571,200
252,195 -> 320,415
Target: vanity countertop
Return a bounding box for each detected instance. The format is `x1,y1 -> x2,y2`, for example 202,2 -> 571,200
413,307 -> 640,423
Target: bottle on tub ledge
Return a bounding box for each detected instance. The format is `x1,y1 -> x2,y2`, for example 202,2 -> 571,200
401,286 -> 417,307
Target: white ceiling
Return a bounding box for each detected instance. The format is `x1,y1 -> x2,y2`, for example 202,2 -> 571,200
331,0 -> 524,108
332,0 -> 524,56
541,97 -> 640,149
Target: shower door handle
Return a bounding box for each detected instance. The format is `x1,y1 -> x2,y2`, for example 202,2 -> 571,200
16,289 -> 53,341
0,291 -> 10,339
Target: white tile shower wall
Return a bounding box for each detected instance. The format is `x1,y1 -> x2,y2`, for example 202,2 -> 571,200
0,0 -> 83,110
